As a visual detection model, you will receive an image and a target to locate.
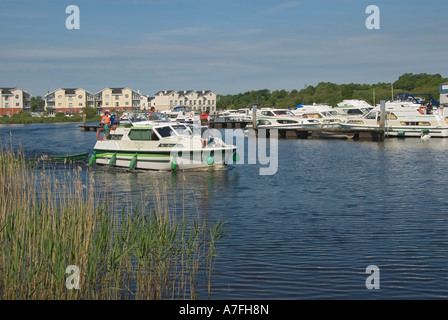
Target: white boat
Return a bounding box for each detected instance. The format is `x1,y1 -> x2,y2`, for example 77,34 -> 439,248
246,115 -> 322,130
90,121 -> 238,170
339,103 -> 448,137
258,108 -> 296,117
291,103 -> 344,127
161,107 -> 201,123
334,100 -> 373,117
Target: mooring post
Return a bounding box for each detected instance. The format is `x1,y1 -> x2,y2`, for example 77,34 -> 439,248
83,113 -> 87,127
378,100 -> 386,140
252,105 -> 257,129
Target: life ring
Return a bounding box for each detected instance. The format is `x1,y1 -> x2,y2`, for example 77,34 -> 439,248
418,106 -> 426,114
97,128 -> 106,140
189,113 -> 194,119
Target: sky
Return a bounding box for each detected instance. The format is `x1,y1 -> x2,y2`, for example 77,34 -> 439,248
0,0 -> 447,97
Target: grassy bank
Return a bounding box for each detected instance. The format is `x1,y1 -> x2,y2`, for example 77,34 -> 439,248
0,147 -> 225,299
0,112 -> 101,125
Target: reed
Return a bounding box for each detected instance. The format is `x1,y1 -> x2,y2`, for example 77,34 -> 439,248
0,146 -> 226,299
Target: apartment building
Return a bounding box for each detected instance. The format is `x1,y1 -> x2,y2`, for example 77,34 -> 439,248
0,87 -> 31,116
94,87 -> 148,113
150,90 -> 217,114
45,88 -> 94,115
440,82 -> 448,106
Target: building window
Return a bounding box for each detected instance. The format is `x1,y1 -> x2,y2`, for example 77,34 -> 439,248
5,103 -> 9,108
115,102 -> 119,107
105,94 -> 110,98
58,103 -> 62,107
115,96 -> 119,100
79,103 -> 83,106
16,103 -> 19,106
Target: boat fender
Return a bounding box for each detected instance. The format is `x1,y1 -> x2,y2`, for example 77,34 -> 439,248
206,155 -> 214,165
89,154 -> 96,166
171,157 -> 177,170
232,152 -> 240,163
108,153 -> 117,167
129,153 -> 138,170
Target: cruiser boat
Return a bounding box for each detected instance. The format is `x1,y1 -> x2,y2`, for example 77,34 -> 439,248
334,100 -> 373,118
246,114 -> 322,130
291,103 -> 344,127
90,121 -> 238,170
339,103 -> 448,137
161,106 -> 201,124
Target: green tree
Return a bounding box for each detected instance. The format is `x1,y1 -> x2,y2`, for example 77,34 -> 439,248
30,96 -> 45,112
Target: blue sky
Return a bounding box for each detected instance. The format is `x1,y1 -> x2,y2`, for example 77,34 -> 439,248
0,0 -> 447,97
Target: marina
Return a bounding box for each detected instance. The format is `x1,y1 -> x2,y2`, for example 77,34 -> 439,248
1,121 -> 447,299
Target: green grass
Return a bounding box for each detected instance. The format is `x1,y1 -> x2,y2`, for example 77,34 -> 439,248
0,147 -> 226,299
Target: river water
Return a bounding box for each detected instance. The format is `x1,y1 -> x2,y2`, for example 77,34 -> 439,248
1,122 -> 447,299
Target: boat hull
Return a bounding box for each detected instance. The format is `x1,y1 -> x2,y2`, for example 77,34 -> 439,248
339,124 -> 448,137
92,148 -> 237,171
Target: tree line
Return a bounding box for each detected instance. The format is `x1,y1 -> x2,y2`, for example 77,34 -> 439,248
217,73 -> 447,110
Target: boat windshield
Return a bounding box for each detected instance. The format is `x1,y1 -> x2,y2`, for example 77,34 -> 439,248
322,111 -> 339,117
274,110 -> 295,116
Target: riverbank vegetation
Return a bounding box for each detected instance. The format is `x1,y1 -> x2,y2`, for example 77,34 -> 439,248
217,73 -> 447,110
0,147 -> 226,299
0,107 -> 102,125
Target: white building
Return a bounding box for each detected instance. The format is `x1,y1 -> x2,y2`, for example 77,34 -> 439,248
45,88 -> 94,115
0,87 -> 31,116
440,82 -> 448,106
94,87 -> 148,113
150,90 -> 217,114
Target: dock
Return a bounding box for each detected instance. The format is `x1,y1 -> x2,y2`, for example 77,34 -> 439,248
209,120 -> 385,141
79,120 -> 385,141
79,124 -> 101,131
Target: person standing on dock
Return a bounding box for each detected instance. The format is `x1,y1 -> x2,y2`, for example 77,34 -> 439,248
101,111 -> 111,139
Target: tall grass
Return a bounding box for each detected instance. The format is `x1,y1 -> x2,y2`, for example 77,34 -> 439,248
0,146 -> 226,299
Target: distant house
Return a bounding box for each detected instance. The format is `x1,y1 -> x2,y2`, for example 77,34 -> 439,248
94,87 -> 147,113
440,82 -> 448,106
45,88 -> 94,115
0,87 -> 31,116
150,90 -> 217,114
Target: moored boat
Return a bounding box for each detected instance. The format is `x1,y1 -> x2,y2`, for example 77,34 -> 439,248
90,121 -> 238,170
49,152 -> 89,162
339,103 -> 448,137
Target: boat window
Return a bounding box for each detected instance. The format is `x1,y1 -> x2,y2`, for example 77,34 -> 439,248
172,125 -> 195,136
110,134 -> 123,140
257,120 -> 272,125
389,113 -> 397,120
399,121 -> 431,126
274,110 -> 294,116
277,119 -> 298,124
347,109 -> 364,115
365,112 -> 377,120
302,113 -> 322,119
261,111 -> 275,116
155,126 -> 176,137
128,129 -> 153,140
322,111 -> 338,116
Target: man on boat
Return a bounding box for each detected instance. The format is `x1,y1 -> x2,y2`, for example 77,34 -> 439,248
101,111 -> 111,139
